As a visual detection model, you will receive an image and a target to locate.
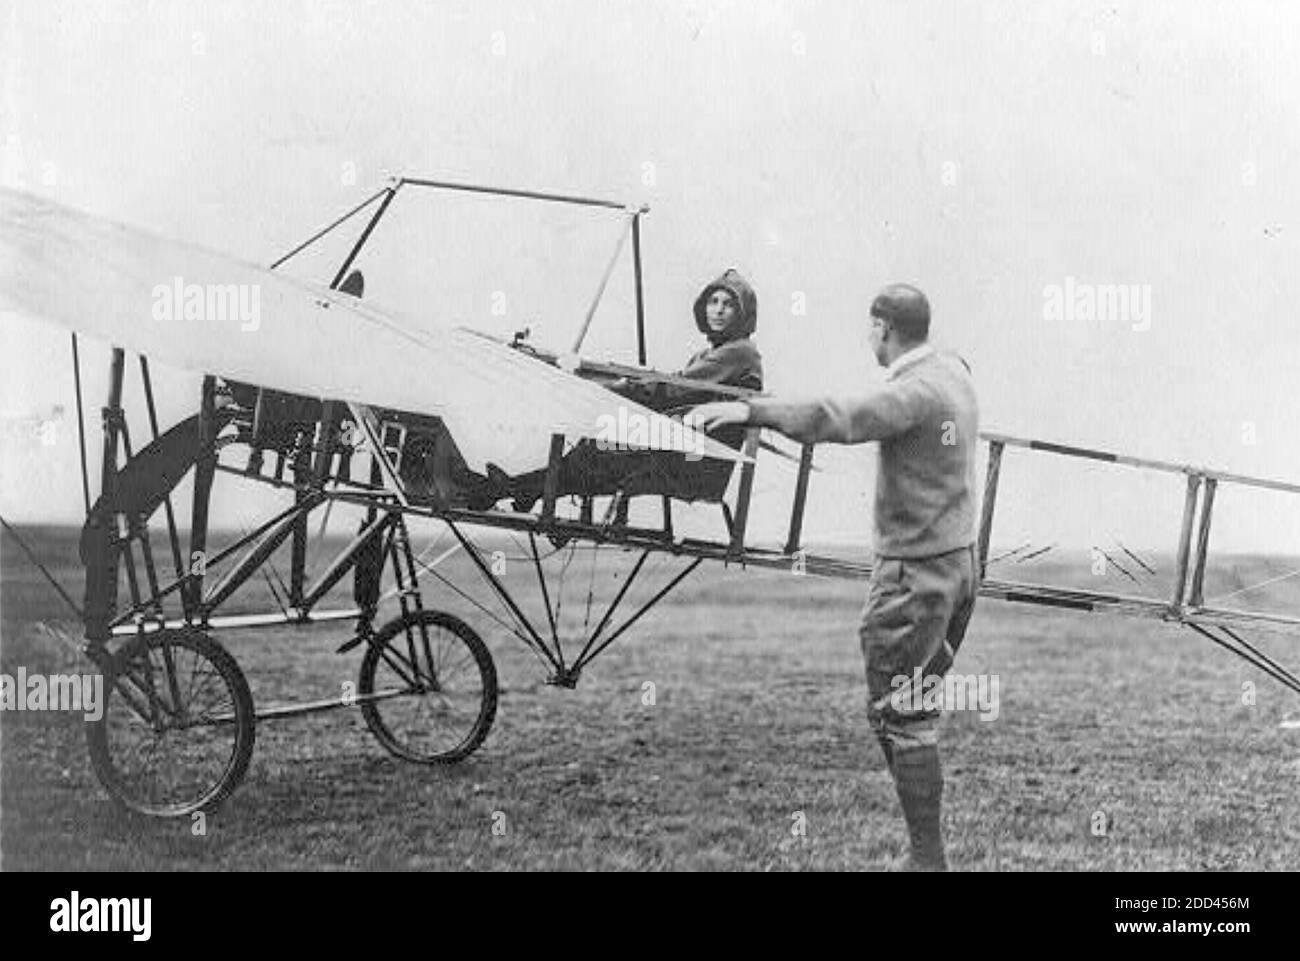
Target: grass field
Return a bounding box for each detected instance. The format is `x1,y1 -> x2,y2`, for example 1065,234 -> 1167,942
3,524 -> 1299,870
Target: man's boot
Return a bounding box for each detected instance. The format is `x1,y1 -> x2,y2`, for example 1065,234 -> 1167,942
890,744 -> 947,871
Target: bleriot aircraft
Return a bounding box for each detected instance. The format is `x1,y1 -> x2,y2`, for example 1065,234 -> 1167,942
1,176 -> 1297,817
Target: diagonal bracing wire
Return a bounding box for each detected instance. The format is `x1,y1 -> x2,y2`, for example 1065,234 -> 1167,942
1017,544 -> 1057,563
1184,622 -> 1300,696
1093,546 -> 1139,585
0,514 -> 84,620
1202,565 -> 1300,606
411,558 -> 551,671
232,522 -> 292,618
987,541 -> 1033,566
1115,540 -> 1157,576
441,521 -> 563,674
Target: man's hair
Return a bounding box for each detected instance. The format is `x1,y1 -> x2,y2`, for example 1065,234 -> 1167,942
871,283 -> 930,343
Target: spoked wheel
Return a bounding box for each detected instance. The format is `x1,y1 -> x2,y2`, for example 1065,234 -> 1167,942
359,609 -> 497,763
86,627 -> 255,817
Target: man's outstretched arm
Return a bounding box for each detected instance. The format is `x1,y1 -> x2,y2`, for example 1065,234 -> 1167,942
693,380 -> 934,445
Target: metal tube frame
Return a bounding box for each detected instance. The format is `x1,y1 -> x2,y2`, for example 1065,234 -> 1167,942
70,175 -> 1300,741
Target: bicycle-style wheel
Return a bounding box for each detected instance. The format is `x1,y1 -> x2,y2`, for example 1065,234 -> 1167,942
359,609 -> 497,763
86,628 -> 255,817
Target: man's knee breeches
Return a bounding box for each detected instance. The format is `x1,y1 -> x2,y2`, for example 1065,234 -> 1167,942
861,546 -> 977,750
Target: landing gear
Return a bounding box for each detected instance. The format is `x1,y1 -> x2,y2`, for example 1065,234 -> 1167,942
86,628 -> 255,818
359,609 -> 498,763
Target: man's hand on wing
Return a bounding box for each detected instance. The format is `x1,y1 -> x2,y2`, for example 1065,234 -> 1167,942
689,400 -> 750,432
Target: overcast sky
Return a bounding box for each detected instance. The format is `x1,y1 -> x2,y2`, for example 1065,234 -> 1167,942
2,0 -> 1299,558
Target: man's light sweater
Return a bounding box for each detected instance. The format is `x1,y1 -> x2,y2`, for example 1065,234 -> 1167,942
747,344 -> 979,559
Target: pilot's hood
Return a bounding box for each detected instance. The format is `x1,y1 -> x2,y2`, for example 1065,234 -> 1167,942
693,268 -> 757,346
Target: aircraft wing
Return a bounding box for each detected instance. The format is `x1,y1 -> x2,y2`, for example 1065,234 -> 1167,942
0,187 -> 746,473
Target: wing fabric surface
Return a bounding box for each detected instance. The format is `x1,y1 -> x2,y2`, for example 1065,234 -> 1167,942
0,188 -> 743,472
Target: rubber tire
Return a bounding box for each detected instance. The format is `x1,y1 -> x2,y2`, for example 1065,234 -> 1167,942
359,609 -> 497,764
86,628 -> 255,818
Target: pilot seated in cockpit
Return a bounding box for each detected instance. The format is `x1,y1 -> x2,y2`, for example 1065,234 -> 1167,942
493,267 -> 763,513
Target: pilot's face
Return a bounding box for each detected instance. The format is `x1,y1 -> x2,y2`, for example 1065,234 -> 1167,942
706,289 -> 739,335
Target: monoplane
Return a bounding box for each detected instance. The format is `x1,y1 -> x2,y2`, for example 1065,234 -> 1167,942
2,177 -> 1297,818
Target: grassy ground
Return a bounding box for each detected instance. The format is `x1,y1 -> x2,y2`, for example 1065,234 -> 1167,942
3,524 -> 1299,870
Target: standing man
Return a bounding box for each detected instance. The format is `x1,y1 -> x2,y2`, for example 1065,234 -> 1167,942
692,283 -> 979,871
